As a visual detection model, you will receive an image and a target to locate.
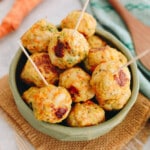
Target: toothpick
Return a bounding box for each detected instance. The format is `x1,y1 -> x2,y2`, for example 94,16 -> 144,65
113,49 -> 150,74
74,0 -> 90,32
18,40 -> 49,86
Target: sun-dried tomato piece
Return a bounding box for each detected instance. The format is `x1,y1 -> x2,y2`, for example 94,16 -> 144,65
55,107 -> 67,118
114,70 -> 128,86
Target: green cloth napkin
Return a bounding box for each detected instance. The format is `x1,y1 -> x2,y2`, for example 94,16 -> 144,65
80,0 -> 150,99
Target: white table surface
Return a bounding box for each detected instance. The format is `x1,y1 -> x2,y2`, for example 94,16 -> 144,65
0,0 -> 149,149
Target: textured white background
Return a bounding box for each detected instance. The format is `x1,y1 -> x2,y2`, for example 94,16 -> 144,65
0,0 -> 149,149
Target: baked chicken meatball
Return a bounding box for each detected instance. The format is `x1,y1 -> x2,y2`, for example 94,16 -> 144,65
21,19 -> 58,53
90,60 -> 131,111
84,46 -> 127,72
87,35 -> 107,49
48,28 -> 89,69
67,100 -> 105,127
59,67 -> 95,102
21,52 -> 61,87
61,10 -> 97,38
22,85 -> 72,123
22,86 -> 39,106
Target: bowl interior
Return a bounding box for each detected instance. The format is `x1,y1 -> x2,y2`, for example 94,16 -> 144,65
9,28 -> 139,141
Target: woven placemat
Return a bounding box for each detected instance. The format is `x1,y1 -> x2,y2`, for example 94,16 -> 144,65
0,75 -> 150,150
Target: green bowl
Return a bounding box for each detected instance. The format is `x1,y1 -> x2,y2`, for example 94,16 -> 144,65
9,28 -> 139,141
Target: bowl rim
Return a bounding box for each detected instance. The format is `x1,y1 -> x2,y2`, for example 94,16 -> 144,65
9,28 -> 139,141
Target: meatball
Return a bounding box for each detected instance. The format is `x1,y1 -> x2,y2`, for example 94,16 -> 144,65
84,46 -> 127,72
61,10 -> 97,38
22,85 -> 72,123
87,35 -> 107,49
22,86 -> 39,106
90,61 -> 131,111
59,67 -> 95,102
21,19 -> 58,53
48,28 -> 89,69
21,52 -> 61,87
67,100 -> 105,127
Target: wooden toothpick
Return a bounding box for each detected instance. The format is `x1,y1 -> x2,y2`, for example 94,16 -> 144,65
74,0 -> 90,32
114,49 -> 150,74
18,40 -> 49,86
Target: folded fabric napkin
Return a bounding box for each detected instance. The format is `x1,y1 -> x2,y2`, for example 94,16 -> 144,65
80,0 -> 150,99
0,75 -> 150,150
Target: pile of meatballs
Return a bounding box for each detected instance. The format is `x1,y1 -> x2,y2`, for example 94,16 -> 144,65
20,10 -> 131,127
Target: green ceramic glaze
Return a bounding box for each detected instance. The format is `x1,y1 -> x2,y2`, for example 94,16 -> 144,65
9,28 -> 139,141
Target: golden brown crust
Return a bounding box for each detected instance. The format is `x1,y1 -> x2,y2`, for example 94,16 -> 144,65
48,29 -> 89,69
21,19 -> 58,53
61,10 -> 97,38
21,52 -> 62,87
67,100 -> 105,127
87,35 -> 107,49
22,85 -> 72,123
59,67 -> 95,102
22,86 -> 39,105
90,61 -> 131,111
84,45 -> 127,72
